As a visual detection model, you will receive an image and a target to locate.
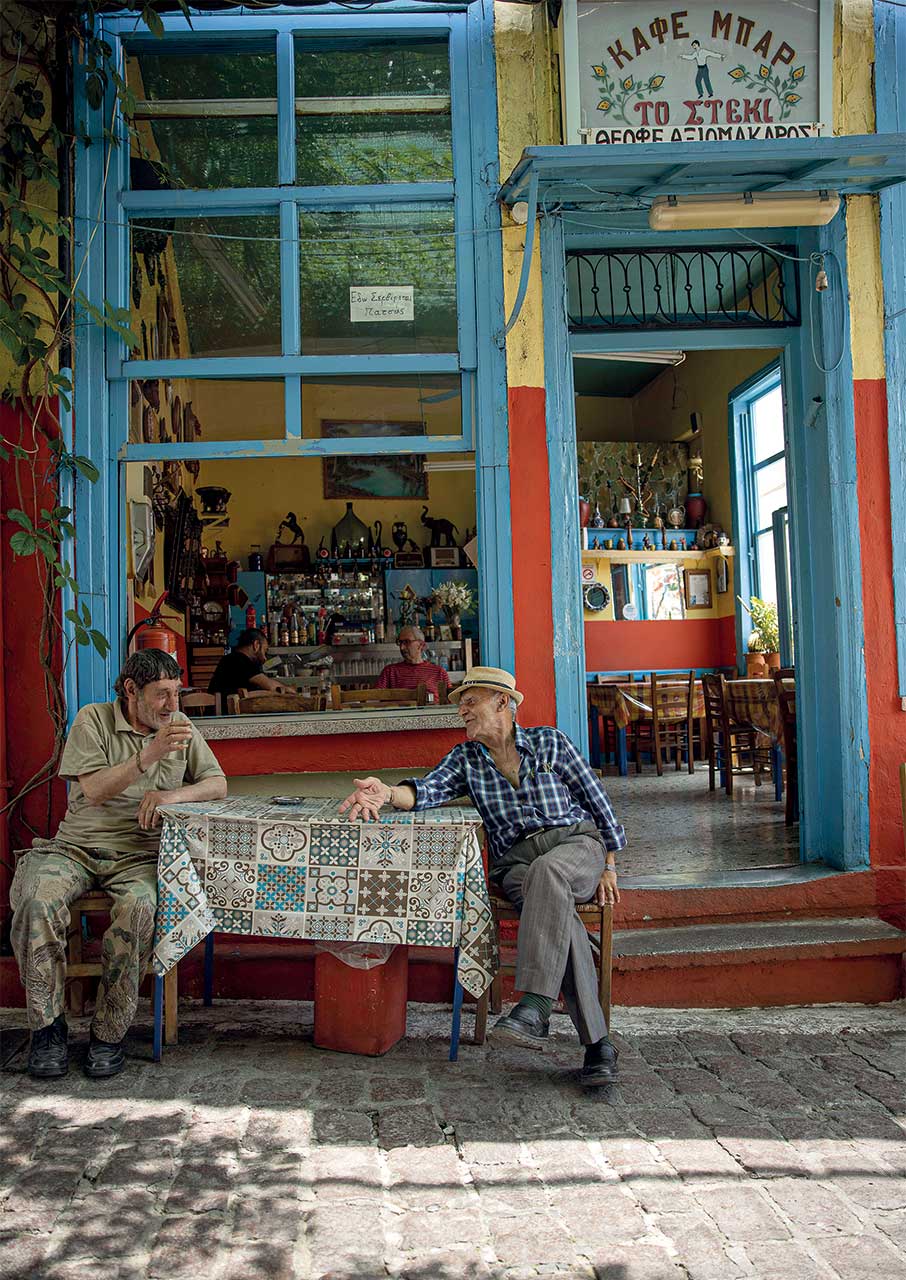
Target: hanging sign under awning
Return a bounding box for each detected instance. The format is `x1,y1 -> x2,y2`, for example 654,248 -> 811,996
561,0 -> 833,146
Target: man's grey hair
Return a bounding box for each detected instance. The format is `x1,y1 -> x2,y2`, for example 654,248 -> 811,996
398,625 -> 425,642
114,649 -> 182,698
508,697 -> 518,719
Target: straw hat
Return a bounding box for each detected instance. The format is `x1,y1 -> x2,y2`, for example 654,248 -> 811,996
448,666 -> 524,707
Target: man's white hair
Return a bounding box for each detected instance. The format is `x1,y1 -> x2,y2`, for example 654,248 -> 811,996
508,696 -> 518,719
398,625 -> 425,642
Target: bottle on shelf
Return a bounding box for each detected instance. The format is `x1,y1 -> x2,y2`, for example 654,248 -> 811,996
246,603 -> 257,630
269,617 -> 279,647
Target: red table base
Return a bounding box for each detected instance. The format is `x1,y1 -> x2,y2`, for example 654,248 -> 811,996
313,945 -> 409,1056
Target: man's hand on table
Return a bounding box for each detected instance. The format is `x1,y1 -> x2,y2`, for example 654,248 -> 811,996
340,777 -> 392,822
595,868 -> 620,906
137,789 -> 180,830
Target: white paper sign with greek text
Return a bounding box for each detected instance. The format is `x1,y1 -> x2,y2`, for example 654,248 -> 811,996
350,286 -> 414,323
563,1 -> 831,145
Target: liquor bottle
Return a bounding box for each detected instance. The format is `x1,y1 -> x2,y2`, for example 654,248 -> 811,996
246,603 -> 257,630
269,617 -> 279,647
290,610 -> 300,646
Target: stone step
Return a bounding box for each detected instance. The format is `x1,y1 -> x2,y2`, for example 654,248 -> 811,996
613,915 -> 906,965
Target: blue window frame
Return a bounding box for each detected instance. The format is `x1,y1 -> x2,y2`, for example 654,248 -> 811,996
73,6 -> 510,704
730,360 -> 788,646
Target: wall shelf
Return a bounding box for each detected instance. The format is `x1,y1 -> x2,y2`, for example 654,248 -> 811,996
582,547 -> 734,564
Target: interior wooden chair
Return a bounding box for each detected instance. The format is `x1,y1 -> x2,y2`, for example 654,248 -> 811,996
482,891 -> 613,1032
329,684 -> 427,710
701,672 -> 766,796
650,670 -> 695,776
594,673 -> 632,684
179,691 -> 221,717
773,673 -> 798,824
66,891 -> 177,1060
774,667 -> 795,681
227,691 -> 325,714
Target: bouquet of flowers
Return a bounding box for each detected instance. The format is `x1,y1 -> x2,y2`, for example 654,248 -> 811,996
430,579 -> 475,622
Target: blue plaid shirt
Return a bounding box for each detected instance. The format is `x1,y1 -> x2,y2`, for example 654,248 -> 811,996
406,725 -> 626,865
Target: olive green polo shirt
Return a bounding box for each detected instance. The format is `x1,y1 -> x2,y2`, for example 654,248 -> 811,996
55,700 -> 225,856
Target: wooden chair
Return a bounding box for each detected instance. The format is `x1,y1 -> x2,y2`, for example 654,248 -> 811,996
330,684 -> 427,710
650,670 -> 695,776
773,673 -> 798,824
227,691 -> 325,714
482,892 -> 613,1032
590,674 -> 633,765
66,891 -> 177,1062
701,673 -> 767,796
180,691 -> 221,717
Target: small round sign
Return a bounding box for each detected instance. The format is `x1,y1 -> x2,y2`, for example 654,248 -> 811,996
583,582 -> 611,612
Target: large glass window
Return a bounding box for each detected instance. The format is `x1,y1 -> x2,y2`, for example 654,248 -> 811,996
747,378 -> 787,606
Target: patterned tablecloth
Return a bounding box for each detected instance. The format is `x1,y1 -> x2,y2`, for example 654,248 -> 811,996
151,796 -> 497,999
725,678 -> 793,744
588,682 -> 705,731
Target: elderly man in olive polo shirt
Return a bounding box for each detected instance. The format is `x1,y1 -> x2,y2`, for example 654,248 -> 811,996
10,649 -> 227,1080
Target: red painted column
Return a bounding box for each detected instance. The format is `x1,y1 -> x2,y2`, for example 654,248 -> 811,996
508,386 -> 556,726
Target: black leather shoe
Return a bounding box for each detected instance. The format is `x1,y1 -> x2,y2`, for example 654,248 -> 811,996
581,1035 -> 620,1086
27,1014 -> 68,1078
489,1003 -> 550,1050
84,1035 -> 125,1079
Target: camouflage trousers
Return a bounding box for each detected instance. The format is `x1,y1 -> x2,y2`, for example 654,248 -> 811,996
10,839 -> 158,1042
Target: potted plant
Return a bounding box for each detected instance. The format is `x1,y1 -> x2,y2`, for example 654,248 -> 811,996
430,580 -> 475,640
738,596 -> 781,676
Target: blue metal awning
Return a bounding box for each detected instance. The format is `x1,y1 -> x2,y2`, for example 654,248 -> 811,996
498,134 -> 906,207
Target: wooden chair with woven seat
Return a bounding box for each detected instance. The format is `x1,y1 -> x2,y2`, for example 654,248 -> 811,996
330,684 -> 427,710
650,670 -> 695,776
772,672 -> 798,824
66,891 -> 177,1062
479,892 -> 613,1034
701,673 -> 767,795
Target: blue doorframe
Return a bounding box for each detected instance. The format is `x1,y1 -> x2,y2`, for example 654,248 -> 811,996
542,218 -> 869,871
72,3 -> 511,699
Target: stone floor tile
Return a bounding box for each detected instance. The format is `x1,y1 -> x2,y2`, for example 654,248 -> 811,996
591,1245 -> 687,1279
811,1233 -> 906,1279
693,1183 -> 791,1241
653,1209 -> 748,1279
763,1177 -> 867,1237
742,1240 -> 835,1279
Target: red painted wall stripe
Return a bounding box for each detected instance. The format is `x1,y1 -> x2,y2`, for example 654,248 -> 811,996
508,386 -> 556,726
853,378 -> 905,871
209,728 -> 465,775
584,616 -> 736,673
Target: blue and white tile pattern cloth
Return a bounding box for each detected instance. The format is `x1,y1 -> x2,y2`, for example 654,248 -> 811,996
152,795 -> 496,999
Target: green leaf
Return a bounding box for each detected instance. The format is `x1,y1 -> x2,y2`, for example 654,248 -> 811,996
9,531 -> 36,557
142,6 -> 165,37
90,629 -> 111,657
6,509 -> 34,531
73,455 -> 100,483
81,601 -> 91,625
60,521 -> 76,537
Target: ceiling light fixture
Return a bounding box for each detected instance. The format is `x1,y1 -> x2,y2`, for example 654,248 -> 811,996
649,190 -> 840,231
580,351 -> 686,366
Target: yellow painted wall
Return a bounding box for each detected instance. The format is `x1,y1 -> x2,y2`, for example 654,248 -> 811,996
575,396 -> 635,440
581,552 -> 735,623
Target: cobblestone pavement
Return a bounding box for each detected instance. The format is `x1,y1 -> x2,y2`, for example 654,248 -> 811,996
1,1000 -> 905,1280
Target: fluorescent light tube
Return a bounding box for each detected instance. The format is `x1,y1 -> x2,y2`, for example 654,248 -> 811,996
649,191 -> 840,231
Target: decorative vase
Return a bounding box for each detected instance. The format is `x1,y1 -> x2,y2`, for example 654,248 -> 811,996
450,613 -> 462,640
685,492 -> 708,528
745,652 -> 768,678
333,502 -> 369,556
578,496 -> 591,528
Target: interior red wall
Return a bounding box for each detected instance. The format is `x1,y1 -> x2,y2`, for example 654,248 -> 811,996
508,386 -> 556,726
854,378 -> 905,873
585,615 -> 736,673
210,728 -> 465,775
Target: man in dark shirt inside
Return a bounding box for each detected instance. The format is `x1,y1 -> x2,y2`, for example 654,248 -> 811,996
208,629 -> 290,699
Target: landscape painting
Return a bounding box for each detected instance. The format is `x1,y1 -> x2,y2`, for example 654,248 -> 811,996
321,420 -> 428,499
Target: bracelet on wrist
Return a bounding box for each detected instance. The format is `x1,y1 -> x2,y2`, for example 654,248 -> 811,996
135,746 -> 146,775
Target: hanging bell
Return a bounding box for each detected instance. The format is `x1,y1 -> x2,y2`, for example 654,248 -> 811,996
814,269 -> 829,292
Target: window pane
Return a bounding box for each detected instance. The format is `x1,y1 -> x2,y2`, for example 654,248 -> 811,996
756,530 -> 778,606
300,208 -> 456,355
130,216 -> 281,359
645,564 -> 685,620
295,39 -> 452,184
128,379 -> 284,444
755,458 -> 787,530
127,50 -> 277,188
301,375 -> 462,440
751,382 -> 785,462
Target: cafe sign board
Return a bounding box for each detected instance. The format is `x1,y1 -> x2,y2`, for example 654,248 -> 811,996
561,1 -> 833,146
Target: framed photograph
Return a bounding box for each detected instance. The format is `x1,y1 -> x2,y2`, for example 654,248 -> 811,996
715,555 -> 729,595
321,420 -> 428,499
684,568 -> 713,611
438,624 -> 453,641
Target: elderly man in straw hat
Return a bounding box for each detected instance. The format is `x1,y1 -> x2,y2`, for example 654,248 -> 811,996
341,666 -> 625,1086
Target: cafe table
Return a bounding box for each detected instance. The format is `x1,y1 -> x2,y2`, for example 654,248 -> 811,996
588,681 -> 705,775
724,677 -> 792,800
151,795 -> 497,1061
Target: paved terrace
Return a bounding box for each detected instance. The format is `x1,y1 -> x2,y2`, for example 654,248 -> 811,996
1,1000 -> 905,1280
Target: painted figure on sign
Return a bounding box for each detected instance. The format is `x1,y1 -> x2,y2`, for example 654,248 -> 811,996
680,39 -> 724,97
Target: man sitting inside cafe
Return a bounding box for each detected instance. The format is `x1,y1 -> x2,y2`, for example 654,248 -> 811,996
375,625 -> 451,702
10,649 -> 227,1080
208,627 -> 290,700
341,666 -> 625,1086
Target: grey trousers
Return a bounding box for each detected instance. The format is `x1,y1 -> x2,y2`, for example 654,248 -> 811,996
494,823 -> 607,1045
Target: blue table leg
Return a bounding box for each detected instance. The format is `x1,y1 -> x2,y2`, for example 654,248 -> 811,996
449,947 -> 464,1062
152,975 -> 163,1063
203,933 -> 214,1007
773,745 -> 783,801
617,728 -> 628,777
590,707 -> 601,769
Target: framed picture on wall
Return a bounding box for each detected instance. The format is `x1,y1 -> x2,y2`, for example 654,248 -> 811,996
715,555 -> 729,595
684,568 -> 713,611
321,420 -> 428,499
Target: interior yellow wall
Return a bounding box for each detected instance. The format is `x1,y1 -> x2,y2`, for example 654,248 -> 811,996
582,552 -> 735,622
575,396 -> 634,441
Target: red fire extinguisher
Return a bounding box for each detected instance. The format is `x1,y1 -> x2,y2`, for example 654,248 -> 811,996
125,592 -> 180,657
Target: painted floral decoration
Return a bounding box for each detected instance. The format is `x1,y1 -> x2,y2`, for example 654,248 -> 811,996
727,62 -> 809,121
590,64 -> 668,124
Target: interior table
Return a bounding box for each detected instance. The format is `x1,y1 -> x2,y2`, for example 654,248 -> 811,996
588,681 -> 705,775
725,677 -> 793,800
151,796 -> 496,1060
